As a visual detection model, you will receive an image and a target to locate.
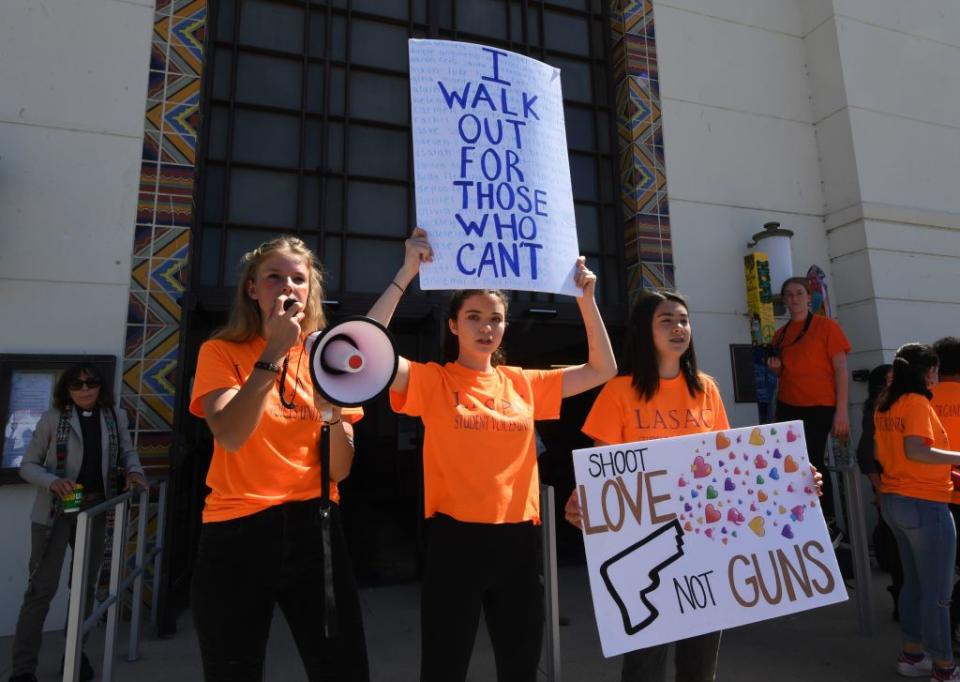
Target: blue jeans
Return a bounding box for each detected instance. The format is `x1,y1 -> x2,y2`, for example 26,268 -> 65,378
881,493 -> 957,661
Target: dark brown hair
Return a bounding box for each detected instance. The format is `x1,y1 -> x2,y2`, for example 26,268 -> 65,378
53,362 -> 115,410
877,343 -> 938,412
443,289 -> 509,366
622,290 -> 703,401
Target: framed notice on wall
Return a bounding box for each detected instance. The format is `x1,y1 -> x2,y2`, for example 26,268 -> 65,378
0,354 -> 116,484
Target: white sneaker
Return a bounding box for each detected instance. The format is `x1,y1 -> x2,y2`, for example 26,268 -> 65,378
931,666 -> 960,681
896,653 -> 932,677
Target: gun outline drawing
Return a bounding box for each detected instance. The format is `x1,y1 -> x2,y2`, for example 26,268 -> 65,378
599,518 -> 686,635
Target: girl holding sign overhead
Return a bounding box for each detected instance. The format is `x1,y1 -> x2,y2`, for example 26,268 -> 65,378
367,228 -> 617,682
564,290 -> 729,682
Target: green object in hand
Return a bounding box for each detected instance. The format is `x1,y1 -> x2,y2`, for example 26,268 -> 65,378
62,483 -> 84,514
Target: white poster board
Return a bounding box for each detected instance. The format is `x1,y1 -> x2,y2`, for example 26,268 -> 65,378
572,421 -> 848,657
3,370 -> 56,469
409,39 -> 580,296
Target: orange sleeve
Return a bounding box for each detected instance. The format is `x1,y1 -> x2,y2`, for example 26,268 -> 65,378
582,380 -> 625,444
903,397 -> 937,445
526,369 -> 564,420
341,406 -> 364,425
825,318 -> 852,358
389,361 -> 436,417
706,378 -> 731,430
190,340 -> 242,418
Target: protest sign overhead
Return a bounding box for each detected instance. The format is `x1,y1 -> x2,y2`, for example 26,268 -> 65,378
409,39 -> 580,296
573,421 -> 848,657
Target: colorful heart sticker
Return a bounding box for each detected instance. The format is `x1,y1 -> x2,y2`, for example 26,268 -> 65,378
734,466 -> 742,475
757,490 -> 769,502
787,484 -> 795,493
769,467 -> 780,481
756,474 -> 765,485
778,505 -> 787,514
705,504 -> 721,523
716,432 -> 731,450
724,477 -> 736,491
727,508 -> 744,525
691,490 -> 699,498
770,428 -> 778,435
784,455 -> 799,473
691,455 -> 712,478
705,528 -> 714,538
721,526 -> 728,534
790,505 -> 805,522
781,524 -> 794,539
772,448 -> 783,459
684,521 -> 693,531
684,503 -> 693,512
749,427 -> 765,445
678,476 -> 688,487
748,516 -> 765,537
706,486 -> 719,499
750,503 -> 758,512
722,537 -> 729,545
786,428 -> 797,443
755,454 -> 768,469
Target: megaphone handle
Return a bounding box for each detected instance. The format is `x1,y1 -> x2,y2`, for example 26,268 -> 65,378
319,423 -> 339,638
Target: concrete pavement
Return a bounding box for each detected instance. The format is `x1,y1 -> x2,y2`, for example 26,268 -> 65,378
2,565 -> 905,681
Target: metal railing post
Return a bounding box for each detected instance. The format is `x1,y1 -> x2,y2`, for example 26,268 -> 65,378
102,497 -> 129,682
150,480 -> 168,628
64,512 -> 93,682
540,484 -> 561,682
128,488 -> 149,661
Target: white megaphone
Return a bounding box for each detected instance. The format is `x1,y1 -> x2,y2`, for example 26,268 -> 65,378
304,316 -> 398,407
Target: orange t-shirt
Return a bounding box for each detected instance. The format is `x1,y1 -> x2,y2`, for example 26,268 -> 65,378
190,337 -> 363,523
875,393 -> 950,502
775,315 -> 851,407
582,373 -> 730,444
390,361 -> 563,524
931,382 -> 960,502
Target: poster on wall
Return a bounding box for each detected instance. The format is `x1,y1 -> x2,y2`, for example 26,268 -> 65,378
408,39 -> 580,296
572,421 -> 847,657
3,370 -> 56,469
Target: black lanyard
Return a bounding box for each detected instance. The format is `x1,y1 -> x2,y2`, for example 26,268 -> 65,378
773,312 -> 814,352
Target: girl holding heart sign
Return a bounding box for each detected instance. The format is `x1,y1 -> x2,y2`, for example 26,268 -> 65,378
565,290 -> 824,682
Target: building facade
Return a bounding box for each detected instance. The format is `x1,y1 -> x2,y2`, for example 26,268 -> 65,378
1,0 -> 958,636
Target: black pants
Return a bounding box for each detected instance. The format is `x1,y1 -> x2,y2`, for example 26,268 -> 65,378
420,514 -> 543,682
190,501 -> 368,682
776,402 -> 836,519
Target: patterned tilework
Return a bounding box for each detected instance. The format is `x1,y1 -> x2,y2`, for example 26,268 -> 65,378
609,0 -> 674,298
124,0 -> 207,476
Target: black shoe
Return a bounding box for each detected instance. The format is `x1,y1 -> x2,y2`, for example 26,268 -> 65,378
9,674 -> 39,682
59,652 -> 95,682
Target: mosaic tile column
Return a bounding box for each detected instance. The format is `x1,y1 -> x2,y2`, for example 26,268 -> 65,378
125,0 -> 206,475
609,0 -> 673,298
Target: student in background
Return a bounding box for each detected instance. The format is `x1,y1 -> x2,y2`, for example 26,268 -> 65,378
857,364 -> 901,618
875,343 -> 960,682
766,276 -> 851,528
367,228 -> 617,682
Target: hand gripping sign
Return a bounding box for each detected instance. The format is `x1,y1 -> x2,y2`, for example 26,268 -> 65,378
408,39 -> 580,295
572,421 -> 847,657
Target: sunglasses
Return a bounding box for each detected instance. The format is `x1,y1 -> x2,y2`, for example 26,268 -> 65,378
68,378 -> 102,390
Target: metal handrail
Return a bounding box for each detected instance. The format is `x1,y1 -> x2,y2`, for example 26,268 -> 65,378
62,479 -> 168,682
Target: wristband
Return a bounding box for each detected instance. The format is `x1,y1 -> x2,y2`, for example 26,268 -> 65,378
390,280 -> 405,294
253,360 -> 282,374
324,418 -> 342,426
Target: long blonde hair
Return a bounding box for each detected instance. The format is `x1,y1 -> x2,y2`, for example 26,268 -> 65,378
213,236 -> 327,342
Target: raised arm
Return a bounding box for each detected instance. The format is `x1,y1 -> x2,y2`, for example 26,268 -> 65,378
366,228 -> 433,394
560,257 -> 618,398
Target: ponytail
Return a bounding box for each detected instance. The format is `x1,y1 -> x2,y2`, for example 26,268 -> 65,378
876,343 -> 938,412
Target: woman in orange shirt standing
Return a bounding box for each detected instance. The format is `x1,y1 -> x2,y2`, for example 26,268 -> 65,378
189,237 -> 368,681
564,290 -> 729,682
367,229 -> 617,682
875,343 -> 960,681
